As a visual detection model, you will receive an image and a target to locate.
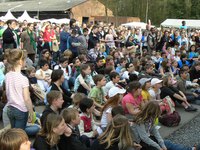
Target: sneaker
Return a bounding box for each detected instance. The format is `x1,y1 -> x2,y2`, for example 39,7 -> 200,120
185,106 -> 198,112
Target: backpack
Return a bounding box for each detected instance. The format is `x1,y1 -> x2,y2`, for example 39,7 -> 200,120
160,96 -> 175,114
159,111 -> 181,127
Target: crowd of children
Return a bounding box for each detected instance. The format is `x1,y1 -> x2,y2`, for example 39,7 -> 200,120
0,18 -> 200,149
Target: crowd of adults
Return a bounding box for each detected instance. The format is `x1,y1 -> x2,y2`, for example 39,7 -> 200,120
0,18 -> 200,150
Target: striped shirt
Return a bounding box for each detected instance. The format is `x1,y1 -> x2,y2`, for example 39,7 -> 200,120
5,71 -> 29,112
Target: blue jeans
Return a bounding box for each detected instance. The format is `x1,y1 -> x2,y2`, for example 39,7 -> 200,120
7,106 -> 28,130
25,125 -> 40,136
164,140 -> 192,150
62,77 -> 75,91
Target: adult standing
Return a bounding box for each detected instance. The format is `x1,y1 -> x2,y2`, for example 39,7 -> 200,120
77,28 -> 89,54
60,25 -> 70,53
88,25 -> 100,50
2,20 -> 17,51
147,27 -> 157,53
5,49 -> 33,130
21,23 -> 36,63
43,24 -> 55,51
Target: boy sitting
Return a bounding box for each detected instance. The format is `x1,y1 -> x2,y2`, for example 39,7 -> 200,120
59,108 -> 90,150
40,90 -> 64,127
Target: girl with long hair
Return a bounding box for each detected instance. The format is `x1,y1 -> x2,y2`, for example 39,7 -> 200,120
33,113 -> 71,150
92,114 -> 135,150
132,101 -> 198,150
50,69 -> 72,108
100,86 -> 126,131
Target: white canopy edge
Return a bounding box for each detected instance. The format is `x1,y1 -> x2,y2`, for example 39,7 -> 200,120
161,19 -> 200,29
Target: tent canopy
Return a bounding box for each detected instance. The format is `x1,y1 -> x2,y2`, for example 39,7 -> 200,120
18,10 -> 40,23
121,22 -> 147,29
0,10 -> 16,21
41,18 -> 70,24
161,19 -> 200,29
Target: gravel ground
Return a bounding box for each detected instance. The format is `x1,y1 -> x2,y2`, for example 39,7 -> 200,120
166,115 -> 200,147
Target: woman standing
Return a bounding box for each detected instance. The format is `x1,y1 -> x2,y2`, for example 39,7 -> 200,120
21,23 -> 36,62
5,49 -> 33,129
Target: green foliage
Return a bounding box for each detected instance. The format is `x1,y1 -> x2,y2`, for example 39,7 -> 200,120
99,0 -> 200,26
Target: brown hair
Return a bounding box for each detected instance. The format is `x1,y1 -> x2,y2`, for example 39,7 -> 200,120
135,101 -> 161,124
47,90 -> 62,105
162,74 -> 172,87
4,49 -> 27,69
26,66 -> 35,75
102,94 -> 120,113
99,115 -> 133,149
61,108 -> 79,124
63,50 -> 73,58
72,93 -> 86,106
38,114 -> 63,146
0,128 -> 29,150
93,74 -> 104,85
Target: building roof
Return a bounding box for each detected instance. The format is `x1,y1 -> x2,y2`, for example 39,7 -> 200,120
0,0 -> 87,12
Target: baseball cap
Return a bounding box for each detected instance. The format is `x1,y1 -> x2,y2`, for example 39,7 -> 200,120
108,86 -> 126,98
139,78 -> 151,86
151,78 -> 162,86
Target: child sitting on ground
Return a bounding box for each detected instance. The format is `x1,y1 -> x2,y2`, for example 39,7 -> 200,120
40,90 -> 64,127
35,59 -> 52,91
78,98 -> 98,139
0,128 -> 31,150
88,74 -> 106,109
68,93 -> 86,111
59,108 -> 91,150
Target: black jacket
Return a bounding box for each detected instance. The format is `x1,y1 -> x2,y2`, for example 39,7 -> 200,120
91,139 -> 119,150
40,106 -> 56,127
2,27 -> 15,45
58,126 -> 90,150
33,135 -> 58,150
50,83 -> 72,108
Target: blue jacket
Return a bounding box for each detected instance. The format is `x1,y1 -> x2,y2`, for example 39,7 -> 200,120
59,31 -> 70,52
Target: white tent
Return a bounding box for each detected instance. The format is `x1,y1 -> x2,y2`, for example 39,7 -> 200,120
18,10 -> 40,23
121,22 -> 147,29
0,10 -> 16,21
41,18 -> 70,24
161,19 -> 200,29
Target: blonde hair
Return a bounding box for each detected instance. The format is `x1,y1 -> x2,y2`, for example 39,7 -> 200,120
26,66 -> 35,75
38,114 -> 63,146
99,114 -> 133,150
135,101 -> 161,124
0,128 -> 29,150
4,49 -> 27,70
61,108 -> 79,124
72,93 -> 86,106
63,50 -> 73,58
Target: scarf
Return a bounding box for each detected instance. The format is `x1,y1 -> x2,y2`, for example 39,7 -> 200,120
27,30 -> 36,50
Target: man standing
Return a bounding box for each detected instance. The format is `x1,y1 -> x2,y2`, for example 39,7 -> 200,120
21,23 -> 36,62
77,28 -> 89,54
2,20 -> 17,51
